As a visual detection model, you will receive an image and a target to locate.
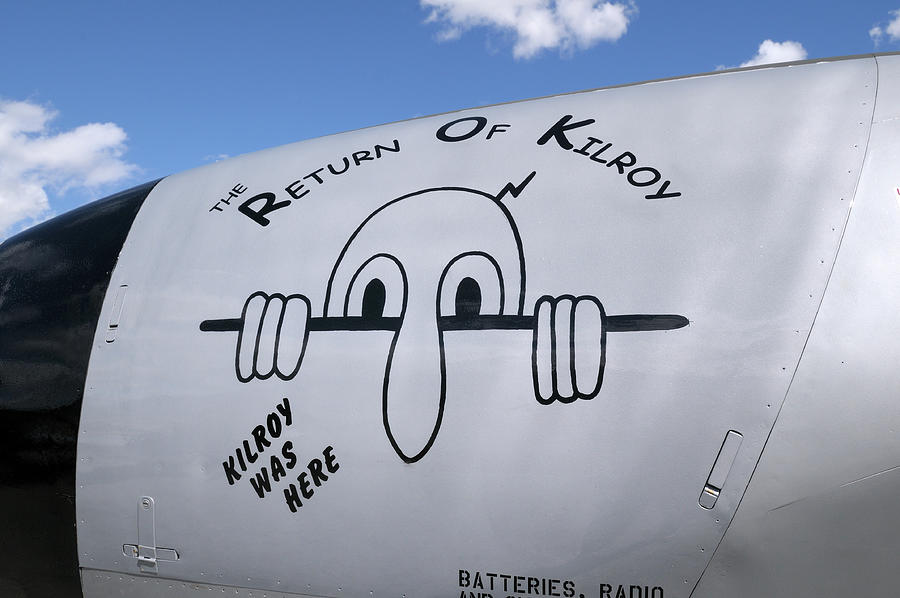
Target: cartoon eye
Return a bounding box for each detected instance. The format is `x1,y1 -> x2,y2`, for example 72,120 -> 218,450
454,277 -> 482,317
344,254 -> 407,320
437,252 -> 504,319
360,278 -> 387,319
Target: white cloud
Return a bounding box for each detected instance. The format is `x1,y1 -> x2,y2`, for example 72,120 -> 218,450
888,13 -> 900,40
739,39 -> 808,68
870,10 -> 900,45
0,99 -> 137,238
421,0 -> 633,59
870,25 -> 884,44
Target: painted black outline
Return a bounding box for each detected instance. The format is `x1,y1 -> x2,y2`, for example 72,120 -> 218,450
435,251 -> 506,318
343,253 -> 408,319
224,292 -> 313,383
198,181 -> 691,463
308,317 -> 401,331
235,291 -> 265,383
531,294 -> 608,405
323,186 -> 528,317
572,296 -> 606,399
200,314 -> 407,333
275,294 -> 311,381
399,250 -> 511,465
252,293 -> 274,381
319,187 -> 528,464
200,312 -> 687,334
338,253 -> 434,464
496,170 -> 537,202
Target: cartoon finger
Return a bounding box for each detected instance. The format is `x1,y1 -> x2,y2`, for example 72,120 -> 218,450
275,294 -> 311,380
236,292 -> 268,382
572,296 -> 606,399
554,296 -> 575,402
532,296 -> 555,404
255,294 -> 285,379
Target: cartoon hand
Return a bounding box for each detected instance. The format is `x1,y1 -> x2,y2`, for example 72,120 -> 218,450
532,295 -> 606,404
233,292 -> 311,383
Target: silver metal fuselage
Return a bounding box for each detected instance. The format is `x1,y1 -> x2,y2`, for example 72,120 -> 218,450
1,53 -> 899,598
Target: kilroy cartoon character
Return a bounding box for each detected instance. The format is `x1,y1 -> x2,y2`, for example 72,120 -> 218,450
201,180 -> 688,463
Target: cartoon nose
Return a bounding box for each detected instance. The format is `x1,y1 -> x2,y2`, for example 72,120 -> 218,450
382,302 -> 445,463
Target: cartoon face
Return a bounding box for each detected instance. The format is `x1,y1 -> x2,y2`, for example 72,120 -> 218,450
200,182 -> 686,463
323,188 -> 526,462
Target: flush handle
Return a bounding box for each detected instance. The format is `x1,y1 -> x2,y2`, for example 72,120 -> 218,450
699,430 -> 743,509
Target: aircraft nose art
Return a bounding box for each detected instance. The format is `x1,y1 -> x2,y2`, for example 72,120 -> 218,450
75,56 -> 875,598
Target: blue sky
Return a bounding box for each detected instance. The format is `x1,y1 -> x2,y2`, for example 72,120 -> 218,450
1,1 -> 898,238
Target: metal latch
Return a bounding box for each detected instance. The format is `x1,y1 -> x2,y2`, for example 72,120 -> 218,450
123,496 -> 180,573
699,430 -> 743,509
105,284 -> 128,343
123,544 -> 180,565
